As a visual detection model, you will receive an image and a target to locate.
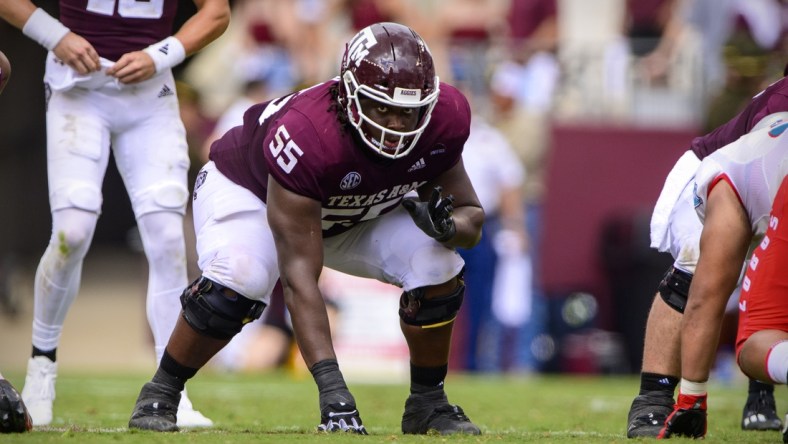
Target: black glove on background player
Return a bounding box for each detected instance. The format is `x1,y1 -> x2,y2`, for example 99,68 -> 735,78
311,359 -> 367,434
402,186 -> 456,242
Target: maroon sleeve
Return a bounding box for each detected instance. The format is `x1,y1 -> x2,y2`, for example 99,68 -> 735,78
691,77 -> 788,159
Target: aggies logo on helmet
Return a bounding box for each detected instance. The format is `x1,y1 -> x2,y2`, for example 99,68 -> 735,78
346,27 -> 377,68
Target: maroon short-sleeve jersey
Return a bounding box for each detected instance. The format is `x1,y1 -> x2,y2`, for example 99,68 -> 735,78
209,80 -> 471,238
691,77 -> 788,159
59,0 -> 178,61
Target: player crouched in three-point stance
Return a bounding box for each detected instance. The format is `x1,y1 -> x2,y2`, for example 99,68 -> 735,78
128,22 -> 484,434
656,113 -> 788,439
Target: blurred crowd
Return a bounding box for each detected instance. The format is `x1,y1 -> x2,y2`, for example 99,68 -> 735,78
180,0 -> 788,135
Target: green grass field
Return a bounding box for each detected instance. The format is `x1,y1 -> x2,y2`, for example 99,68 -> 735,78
1,370 -> 784,443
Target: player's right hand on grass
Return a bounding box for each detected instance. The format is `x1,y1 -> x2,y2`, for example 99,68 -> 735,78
318,401 -> 368,434
657,393 -> 707,439
311,359 -> 368,434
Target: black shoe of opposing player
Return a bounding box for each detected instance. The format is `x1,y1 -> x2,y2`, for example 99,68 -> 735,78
626,392 -> 674,438
402,388 -> 480,435
128,382 -> 181,432
742,390 -> 781,431
0,379 -> 32,433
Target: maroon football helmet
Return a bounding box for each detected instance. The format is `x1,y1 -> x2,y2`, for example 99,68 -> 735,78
339,22 -> 439,159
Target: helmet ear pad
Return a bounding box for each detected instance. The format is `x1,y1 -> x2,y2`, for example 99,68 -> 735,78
338,22 -> 440,159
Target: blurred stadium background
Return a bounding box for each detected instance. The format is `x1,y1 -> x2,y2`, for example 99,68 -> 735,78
0,0 -> 785,383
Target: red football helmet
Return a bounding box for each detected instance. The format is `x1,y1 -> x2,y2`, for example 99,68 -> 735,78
339,22 -> 439,159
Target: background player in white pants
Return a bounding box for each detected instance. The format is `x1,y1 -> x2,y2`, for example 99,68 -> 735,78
0,0 -> 230,427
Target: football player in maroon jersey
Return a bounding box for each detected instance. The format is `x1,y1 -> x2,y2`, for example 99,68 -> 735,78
128,22 -> 484,435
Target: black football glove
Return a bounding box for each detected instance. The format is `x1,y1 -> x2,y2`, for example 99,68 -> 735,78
401,186 -> 456,242
311,359 -> 367,435
318,401 -> 367,434
657,392 -> 707,439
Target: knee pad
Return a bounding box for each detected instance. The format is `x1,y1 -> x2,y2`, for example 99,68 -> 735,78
134,181 -> 189,216
399,278 -> 465,329
657,267 -> 692,314
51,182 -> 102,212
180,277 -> 266,340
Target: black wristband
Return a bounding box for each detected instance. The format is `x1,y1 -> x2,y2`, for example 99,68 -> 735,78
310,359 -> 347,393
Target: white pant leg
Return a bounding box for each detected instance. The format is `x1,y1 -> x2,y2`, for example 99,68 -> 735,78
666,181 -> 704,275
32,209 -> 98,351
109,70 -> 190,219
107,71 -> 190,363
32,81 -> 112,352
650,150 -> 703,274
192,162 -> 279,303
323,205 -> 465,291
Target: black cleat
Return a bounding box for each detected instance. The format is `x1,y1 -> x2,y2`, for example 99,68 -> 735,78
626,392 -> 674,438
742,390 -> 781,431
0,379 -> 32,433
128,382 -> 181,432
402,388 -> 480,435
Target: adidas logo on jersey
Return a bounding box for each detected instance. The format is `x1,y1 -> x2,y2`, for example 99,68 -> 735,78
408,158 -> 426,172
158,85 -> 174,98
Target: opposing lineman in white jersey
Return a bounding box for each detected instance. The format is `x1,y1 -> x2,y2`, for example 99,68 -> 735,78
657,113 -> 788,438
